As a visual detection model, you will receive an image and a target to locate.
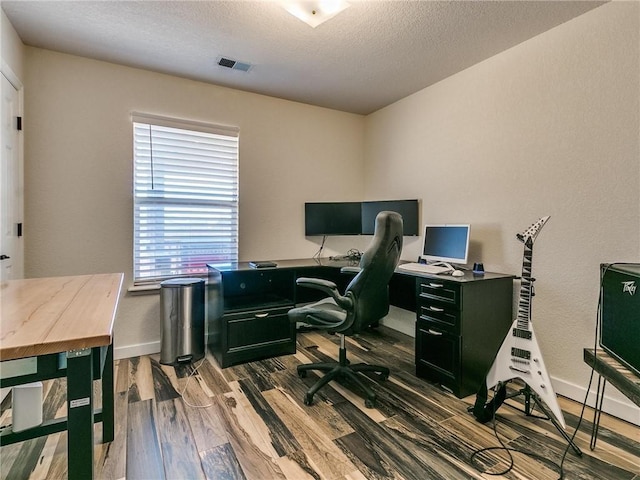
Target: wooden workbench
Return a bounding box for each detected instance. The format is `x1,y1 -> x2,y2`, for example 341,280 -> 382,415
0,273 -> 124,479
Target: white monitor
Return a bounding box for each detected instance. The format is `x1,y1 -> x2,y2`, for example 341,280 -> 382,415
421,224 -> 470,265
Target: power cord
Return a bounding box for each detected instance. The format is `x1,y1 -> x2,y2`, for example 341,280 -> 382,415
178,357 -> 214,409
469,384 -> 515,476
470,386 -> 582,478
313,235 -> 327,259
580,262 -> 636,451
470,263 -> 621,479
470,382 -> 567,477
330,248 -> 362,261
346,248 -> 363,260
554,267 -> 608,474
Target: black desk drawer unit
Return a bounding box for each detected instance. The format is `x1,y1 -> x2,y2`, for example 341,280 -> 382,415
415,273 -> 513,398
416,324 -> 459,386
208,267 -> 296,368
419,280 -> 460,305
223,305 -> 295,367
208,260 -> 368,368
419,303 -> 459,332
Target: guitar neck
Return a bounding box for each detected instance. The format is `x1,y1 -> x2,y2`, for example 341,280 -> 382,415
516,242 -> 534,330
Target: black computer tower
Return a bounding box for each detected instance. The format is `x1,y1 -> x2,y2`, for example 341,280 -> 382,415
599,263 -> 640,376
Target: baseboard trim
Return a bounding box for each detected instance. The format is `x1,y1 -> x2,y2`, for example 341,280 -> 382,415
553,376 -> 639,426
378,310 -> 639,426
114,320 -> 639,426
114,341 -> 160,360
380,306 -> 415,337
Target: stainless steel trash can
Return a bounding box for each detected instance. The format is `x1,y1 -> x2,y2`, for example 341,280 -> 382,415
160,278 -> 205,365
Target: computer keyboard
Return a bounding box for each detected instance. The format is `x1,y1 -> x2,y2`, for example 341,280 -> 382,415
397,262 -> 453,275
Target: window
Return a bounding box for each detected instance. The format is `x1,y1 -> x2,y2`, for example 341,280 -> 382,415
132,113 -> 239,285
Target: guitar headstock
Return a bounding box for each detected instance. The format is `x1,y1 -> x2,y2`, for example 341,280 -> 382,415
516,215 -> 550,245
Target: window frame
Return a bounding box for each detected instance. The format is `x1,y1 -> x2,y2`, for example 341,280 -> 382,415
131,112 -> 239,286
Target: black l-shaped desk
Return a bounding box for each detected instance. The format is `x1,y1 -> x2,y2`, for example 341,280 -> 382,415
207,258 -> 514,398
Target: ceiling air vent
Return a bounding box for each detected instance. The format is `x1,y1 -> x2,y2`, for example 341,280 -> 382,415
217,56 -> 252,73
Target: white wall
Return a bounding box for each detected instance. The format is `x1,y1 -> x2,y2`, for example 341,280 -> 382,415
1,9 -> 25,80
12,2 -> 640,422
366,2 -> 639,422
23,48 -> 365,358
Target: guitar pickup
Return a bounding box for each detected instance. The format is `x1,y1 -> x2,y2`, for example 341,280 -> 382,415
512,328 -> 532,340
511,347 -> 531,360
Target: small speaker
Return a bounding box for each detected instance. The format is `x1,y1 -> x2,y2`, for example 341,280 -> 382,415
600,263 -> 640,376
12,382 -> 43,432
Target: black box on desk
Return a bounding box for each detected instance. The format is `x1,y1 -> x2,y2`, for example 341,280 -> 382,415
600,263 -> 640,376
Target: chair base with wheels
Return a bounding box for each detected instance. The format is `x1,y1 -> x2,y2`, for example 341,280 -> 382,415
288,211 -> 403,409
297,333 -> 390,408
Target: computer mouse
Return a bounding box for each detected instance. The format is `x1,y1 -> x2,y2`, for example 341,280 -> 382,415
451,270 -> 464,277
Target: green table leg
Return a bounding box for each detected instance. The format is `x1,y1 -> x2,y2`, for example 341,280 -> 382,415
101,343 -> 114,443
66,348 -> 94,479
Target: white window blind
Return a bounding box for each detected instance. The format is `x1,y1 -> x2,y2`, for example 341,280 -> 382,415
132,113 -> 239,285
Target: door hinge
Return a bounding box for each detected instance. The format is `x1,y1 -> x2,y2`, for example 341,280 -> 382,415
16,116 -> 22,131
17,223 -> 23,237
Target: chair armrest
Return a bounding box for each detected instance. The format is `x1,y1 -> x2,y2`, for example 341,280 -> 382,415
296,277 -> 339,297
296,277 -> 354,310
340,266 -> 361,275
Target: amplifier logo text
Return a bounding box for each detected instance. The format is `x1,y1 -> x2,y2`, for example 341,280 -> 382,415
622,281 -> 636,296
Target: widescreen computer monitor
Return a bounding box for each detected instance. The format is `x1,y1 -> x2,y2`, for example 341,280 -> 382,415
421,224 -> 470,265
304,202 -> 362,236
361,199 -> 419,236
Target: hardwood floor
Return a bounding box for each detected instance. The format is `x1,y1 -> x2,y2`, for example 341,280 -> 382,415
1,326 -> 639,479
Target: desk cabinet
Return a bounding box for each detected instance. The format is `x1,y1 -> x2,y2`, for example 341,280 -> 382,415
207,260 -> 354,368
415,273 -> 513,398
208,267 -> 296,368
208,260 -> 513,387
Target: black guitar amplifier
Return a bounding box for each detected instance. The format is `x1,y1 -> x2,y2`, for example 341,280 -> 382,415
600,263 -> 640,376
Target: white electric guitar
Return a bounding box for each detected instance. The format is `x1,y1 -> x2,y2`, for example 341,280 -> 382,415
480,216 -> 566,429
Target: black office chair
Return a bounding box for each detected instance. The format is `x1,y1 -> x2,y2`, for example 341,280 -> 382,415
288,211 -> 403,408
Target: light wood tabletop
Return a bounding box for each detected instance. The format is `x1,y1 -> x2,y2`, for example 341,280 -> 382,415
584,348 -> 640,407
0,273 -> 124,361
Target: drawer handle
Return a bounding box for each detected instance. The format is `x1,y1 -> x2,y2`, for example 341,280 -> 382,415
255,312 -> 269,318
427,329 -> 443,336
428,306 -> 444,312
428,283 -> 444,288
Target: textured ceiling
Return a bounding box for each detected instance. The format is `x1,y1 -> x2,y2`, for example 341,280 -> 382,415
2,1 -> 606,115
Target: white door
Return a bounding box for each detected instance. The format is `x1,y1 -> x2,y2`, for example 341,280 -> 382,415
1,72 -> 23,281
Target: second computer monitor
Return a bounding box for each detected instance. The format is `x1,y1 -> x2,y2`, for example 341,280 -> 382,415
422,224 -> 470,265
361,199 -> 419,236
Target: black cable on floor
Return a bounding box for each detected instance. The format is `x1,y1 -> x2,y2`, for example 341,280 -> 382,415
470,265 -> 614,479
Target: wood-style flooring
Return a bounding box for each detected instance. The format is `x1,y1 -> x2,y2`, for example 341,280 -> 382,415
1,326 -> 639,479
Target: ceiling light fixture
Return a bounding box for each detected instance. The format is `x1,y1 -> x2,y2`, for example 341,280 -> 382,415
282,0 -> 350,28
